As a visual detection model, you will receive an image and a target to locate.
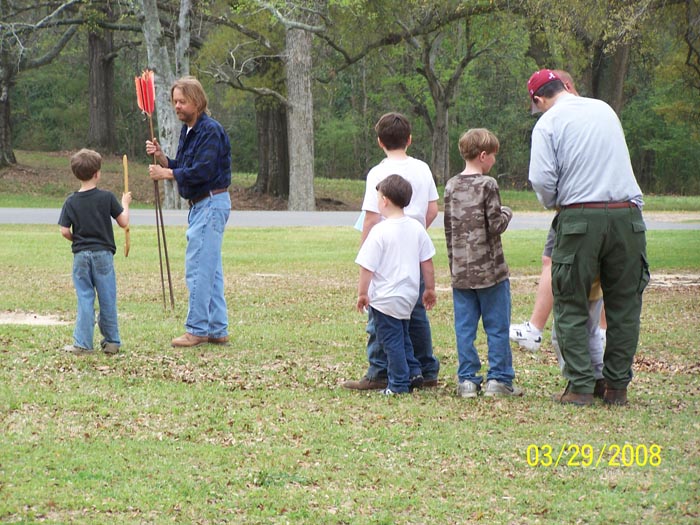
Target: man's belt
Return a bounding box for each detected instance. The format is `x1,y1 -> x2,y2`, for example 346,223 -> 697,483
560,201 -> 637,210
189,188 -> 228,206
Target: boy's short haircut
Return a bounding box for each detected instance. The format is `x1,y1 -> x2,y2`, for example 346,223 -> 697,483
458,128 -> 500,161
376,174 -> 413,209
70,148 -> 102,181
374,112 -> 411,151
534,79 -> 565,100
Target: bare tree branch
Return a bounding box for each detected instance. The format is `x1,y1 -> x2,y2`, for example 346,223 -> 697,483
23,25 -> 78,69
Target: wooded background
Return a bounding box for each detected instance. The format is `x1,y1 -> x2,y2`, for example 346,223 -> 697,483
4,1 -> 700,209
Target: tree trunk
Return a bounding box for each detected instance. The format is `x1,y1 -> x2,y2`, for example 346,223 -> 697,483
591,43 -> 631,115
139,0 -> 188,209
254,98 -> 289,197
87,29 -> 116,153
431,101 -> 450,185
0,70 -> 16,167
285,26 -> 315,211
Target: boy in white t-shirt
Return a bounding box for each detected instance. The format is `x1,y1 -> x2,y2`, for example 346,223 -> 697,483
344,112 -> 441,391
356,175 -> 437,394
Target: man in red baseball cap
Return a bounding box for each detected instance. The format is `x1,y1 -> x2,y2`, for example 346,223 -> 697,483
526,67 -> 648,407
527,69 -> 562,114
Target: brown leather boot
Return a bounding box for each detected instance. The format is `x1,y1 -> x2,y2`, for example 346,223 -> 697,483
342,376 -> 388,390
552,383 -> 594,406
171,333 -> 208,347
593,379 -> 606,399
208,335 -> 230,345
603,384 -> 628,406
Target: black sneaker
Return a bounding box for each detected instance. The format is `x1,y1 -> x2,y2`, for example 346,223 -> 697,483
409,375 -> 424,391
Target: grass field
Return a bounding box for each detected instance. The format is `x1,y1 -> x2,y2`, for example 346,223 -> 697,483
3,150 -> 700,213
0,222 -> 698,523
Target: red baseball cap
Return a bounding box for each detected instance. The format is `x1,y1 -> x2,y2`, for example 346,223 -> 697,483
527,69 -> 561,113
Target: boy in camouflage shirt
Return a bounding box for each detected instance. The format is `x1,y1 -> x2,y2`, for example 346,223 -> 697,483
444,128 -> 523,398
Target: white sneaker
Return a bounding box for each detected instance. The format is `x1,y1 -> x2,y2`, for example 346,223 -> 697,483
62,344 -> 94,355
509,321 -> 542,351
456,380 -> 480,398
483,379 -> 524,397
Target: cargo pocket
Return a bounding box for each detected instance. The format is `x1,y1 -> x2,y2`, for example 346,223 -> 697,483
560,221 -> 588,236
552,220 -> 587,298
638,253 -> 650,294
631,221 -> 647,234
551,252 -> 577,298
631,221 -> 649,293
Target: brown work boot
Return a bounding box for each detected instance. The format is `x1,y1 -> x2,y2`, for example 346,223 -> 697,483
342,375 -> 388,391
172,333 -> 208,348
208,335 -> 230,345
552,383 -> 594,406
422,378 -> 439,388
603,383 -> 628,406
593,379 -> 606,399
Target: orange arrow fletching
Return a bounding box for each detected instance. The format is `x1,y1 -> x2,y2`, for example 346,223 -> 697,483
134,76 -> 145,112
142,69 -> 156,115
134,69 -> 156,115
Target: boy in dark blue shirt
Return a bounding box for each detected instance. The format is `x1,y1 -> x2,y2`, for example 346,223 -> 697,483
59,149 -> 131,354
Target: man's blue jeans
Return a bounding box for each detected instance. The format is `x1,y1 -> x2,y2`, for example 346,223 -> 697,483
452,279 -> 514,385
365,275 -> 440,381
185,191 -> 231,337
72,250 -> 119,350
371,308 -> 422,393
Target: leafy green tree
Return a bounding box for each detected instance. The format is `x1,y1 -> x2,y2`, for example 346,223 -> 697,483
0,1 -> 81,166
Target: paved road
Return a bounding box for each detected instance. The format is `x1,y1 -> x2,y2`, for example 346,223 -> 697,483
1,208 -> 698,230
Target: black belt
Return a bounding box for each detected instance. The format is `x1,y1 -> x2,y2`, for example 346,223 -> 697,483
560,201 -> 637,210
188,188 -> 227,207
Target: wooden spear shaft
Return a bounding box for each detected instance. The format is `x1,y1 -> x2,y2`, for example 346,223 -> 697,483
149,114 -> 175,310
123,155 -> 131,257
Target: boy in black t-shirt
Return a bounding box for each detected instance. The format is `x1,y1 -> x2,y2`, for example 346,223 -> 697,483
58,149 -> 131,354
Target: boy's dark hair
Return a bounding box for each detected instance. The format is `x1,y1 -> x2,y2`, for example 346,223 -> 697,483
459,128 -> 500,161
534,79 -> 565,99
376,174 -> 413,209
70,149 -> 102,181
374,112 -> 411,151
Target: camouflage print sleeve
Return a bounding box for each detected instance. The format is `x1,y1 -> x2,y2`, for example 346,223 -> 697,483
484,178 -> 512,235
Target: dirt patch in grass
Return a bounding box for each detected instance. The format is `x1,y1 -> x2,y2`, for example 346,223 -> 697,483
0,311 -> 69,326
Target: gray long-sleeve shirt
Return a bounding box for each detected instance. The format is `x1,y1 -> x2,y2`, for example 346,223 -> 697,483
528,93 -> 643,209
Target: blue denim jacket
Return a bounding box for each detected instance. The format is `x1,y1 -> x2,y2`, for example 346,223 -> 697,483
168,113 -> 231,200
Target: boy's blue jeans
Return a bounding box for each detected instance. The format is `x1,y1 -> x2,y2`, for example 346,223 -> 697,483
452,279 -> 514,385
72,250 -> 119,350
365,276 -> 440,381
371,307 -> 422,393
185,191 -> 231,338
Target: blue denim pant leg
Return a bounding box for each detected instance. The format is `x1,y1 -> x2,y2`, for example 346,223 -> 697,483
185,192 -> 231,337
365,309 -> 388,381
479,279 -> 515,385
452,287 -> 482,384
410,276 -> 439,380
365,276 -> 438,381
93,251 -> 120,346
372,308 -> 419,393
72,251 -> 119,349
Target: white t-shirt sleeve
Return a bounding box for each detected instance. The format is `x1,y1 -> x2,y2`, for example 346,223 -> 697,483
355,229 -> 381,271
417,223 -> 436,261
361,168 -> 381,214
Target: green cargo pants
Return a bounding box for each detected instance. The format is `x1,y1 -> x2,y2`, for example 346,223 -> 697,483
551,205 -> 649,393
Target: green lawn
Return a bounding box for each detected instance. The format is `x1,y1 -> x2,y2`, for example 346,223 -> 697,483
3,150 -> 700,212
0,225 -> 698,523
